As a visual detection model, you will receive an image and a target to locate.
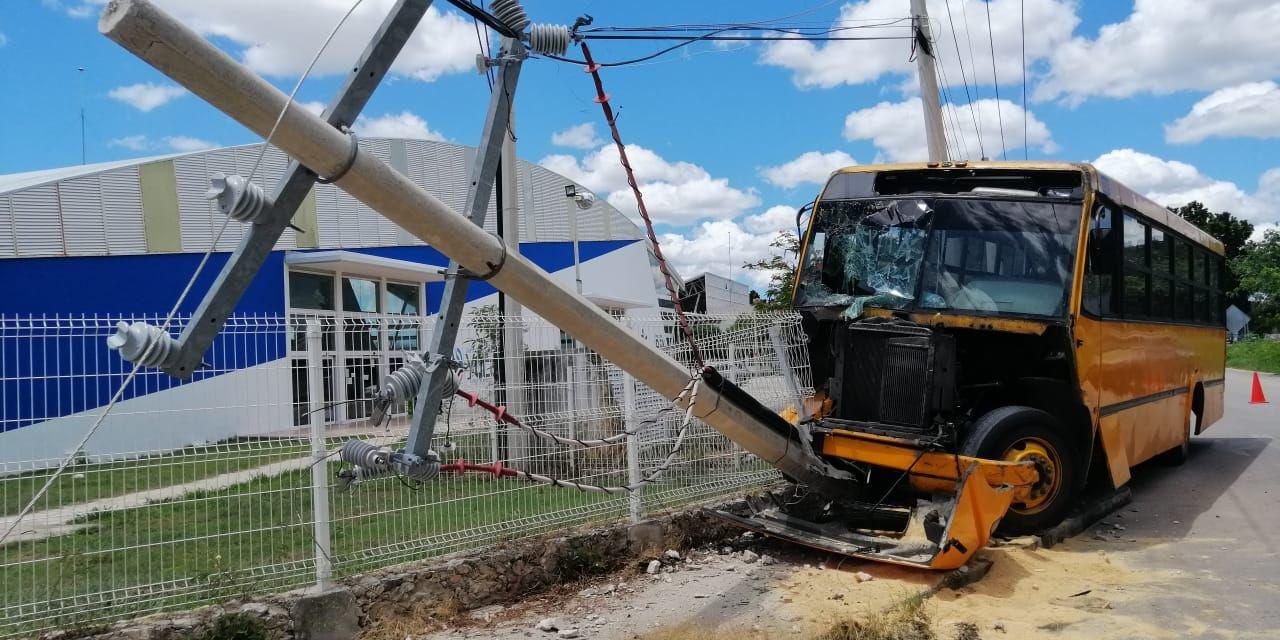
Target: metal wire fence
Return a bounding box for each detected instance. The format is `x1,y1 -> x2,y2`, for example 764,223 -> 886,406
0,310 -> 809,637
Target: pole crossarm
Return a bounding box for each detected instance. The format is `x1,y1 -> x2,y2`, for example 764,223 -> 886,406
159,0 -> 437,378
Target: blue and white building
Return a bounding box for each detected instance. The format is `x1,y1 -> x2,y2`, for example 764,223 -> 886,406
0,138 -> 674,463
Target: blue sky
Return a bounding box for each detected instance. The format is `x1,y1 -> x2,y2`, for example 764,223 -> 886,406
2,0 -> 1278,289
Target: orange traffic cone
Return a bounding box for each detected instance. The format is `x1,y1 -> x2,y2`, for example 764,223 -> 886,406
1250,372 -> 1269,404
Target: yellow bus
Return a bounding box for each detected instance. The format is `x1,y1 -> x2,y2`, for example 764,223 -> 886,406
791,161 -> 1226,537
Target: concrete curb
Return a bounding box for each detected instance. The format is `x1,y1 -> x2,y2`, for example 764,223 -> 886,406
1038,486 -> 1134,549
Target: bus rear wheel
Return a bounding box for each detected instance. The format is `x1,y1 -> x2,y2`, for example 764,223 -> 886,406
961,406 -> 1079,535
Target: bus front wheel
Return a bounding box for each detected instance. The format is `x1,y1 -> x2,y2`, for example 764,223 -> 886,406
961,406 -> 1079,535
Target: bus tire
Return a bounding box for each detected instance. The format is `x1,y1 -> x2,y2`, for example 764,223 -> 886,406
961,406 -> 1079,535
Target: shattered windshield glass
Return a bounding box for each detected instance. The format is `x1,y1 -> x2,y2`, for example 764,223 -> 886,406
795,197 -> 1081,319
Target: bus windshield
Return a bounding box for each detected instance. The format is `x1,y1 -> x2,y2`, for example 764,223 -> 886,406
795,197 -> 1082,318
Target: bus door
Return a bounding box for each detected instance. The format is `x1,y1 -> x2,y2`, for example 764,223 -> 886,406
1078,201 -> 1130,485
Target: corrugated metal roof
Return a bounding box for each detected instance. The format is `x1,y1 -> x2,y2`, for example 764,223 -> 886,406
0,152 -> 184,194
0,138 -> 643,258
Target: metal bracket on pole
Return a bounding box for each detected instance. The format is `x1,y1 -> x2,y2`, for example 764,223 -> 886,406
401,38 -> 525,459
155,0 -> 436,378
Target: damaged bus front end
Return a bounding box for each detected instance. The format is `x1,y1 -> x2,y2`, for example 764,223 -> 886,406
716,163 -> 1095,570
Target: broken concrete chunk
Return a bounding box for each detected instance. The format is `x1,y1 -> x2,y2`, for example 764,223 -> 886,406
854,571 -> 874,583
664,549 -> 681,561
741,550 -> 760,564
646,560 -> 661,575
760,554 -> 776,565
536,618 -> 559,632
557,629 -> 580,639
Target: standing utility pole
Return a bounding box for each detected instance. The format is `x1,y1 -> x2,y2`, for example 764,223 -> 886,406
77,67 -> 87,165
910,0 -> 949,162
498,110 -> 529,466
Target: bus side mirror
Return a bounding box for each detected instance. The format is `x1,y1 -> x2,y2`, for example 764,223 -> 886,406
796,202 -> 814,239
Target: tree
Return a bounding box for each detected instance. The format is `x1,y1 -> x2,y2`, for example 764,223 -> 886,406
1170,201 -> 1255,309
1232,229 -> 1280,332
742,230 -> 801,311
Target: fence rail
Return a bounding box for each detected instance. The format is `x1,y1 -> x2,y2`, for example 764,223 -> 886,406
0,310 -> 808,637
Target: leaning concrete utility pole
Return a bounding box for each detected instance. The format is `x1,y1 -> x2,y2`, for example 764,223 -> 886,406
99,0 -> 850,495
911,0 -> 949,162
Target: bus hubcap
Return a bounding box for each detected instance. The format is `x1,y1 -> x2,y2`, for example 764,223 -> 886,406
1004,438 -> 1061,514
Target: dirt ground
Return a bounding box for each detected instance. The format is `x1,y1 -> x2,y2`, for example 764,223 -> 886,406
384,371 -> 1279,640
379,496 -> 1280,640
385,523 -> 1203,640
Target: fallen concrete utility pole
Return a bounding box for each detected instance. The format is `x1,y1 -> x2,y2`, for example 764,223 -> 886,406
99,0 -> 848,494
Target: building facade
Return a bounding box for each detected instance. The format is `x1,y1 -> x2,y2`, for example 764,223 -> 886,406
0,139 -> 671,463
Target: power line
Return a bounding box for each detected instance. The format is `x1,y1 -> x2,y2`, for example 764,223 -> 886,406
985,0 -> 1007,160
542,31 -> 913,68
932,48 -> 969,158
958,0 -> 987,152
1021,0 -> 1029,160
942,0 -> 985,158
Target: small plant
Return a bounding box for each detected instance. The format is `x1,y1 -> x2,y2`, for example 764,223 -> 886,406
184,613 -> 267,640
815,593 -> 935,640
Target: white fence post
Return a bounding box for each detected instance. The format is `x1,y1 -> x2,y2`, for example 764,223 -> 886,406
728,340 -> 743,470
623,368 -> 643,523
306,318 -> 333,591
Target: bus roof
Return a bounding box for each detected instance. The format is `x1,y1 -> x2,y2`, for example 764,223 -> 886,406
830,161 -> 1225,255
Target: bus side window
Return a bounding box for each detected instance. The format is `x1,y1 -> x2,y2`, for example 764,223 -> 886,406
1084,204 -> 1117,316
1121,213 -> 1149,319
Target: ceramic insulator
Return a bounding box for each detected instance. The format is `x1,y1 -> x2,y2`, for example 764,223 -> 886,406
106,320 -> 179,368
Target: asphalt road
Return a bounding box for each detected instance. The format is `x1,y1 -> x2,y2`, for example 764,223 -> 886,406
1108,368 -> 1279,637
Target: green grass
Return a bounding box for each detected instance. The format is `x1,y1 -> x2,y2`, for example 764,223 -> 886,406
1227,339 -> 1280,374
1,439 -> 312,517
0,464 -> 626,635
0,429 -> 767,637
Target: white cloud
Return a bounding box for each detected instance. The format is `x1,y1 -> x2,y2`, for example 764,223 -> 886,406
1093,149 -> 1280,229
844,97 -> 1055,162
107,135 -> 149,151
539,144 -> 760,225
138,1 -> 480,82
56,0 -> 478,81
1165,81 -> 1280,144
760,151 -> 855,189
659,219 -> 787,291
551,123 -> 603,150
163,136 -> 216,152
108,82 -> 188,112
760,0 -> 1077,91
107,134 -> 217,153
297,101 -> 326,117
1038,0 -> 1280,103
744,205 -> 799,235
42,0 -> 102,18
353,111 -> 445,140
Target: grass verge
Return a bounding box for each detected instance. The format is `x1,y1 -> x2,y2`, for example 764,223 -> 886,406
1,438 -> 312,517
1227,339 -> 1280,374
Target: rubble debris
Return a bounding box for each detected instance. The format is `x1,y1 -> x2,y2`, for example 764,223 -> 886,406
535,617 -> 559,632
741,550 -> 760,564
854,572 -> 875,583
646,560 -> 661,575
664,549 -> 681,561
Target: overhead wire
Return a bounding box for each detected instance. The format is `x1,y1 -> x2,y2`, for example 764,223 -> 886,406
1021,0 -> 1029,160
942,0 -> 986,159
958,0 -> 988,156
984,0 -> 1008,160
539,28 -> 914,68
0,0 -> 368,546
932,56 -> 964,159
928,31 -> 971,158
